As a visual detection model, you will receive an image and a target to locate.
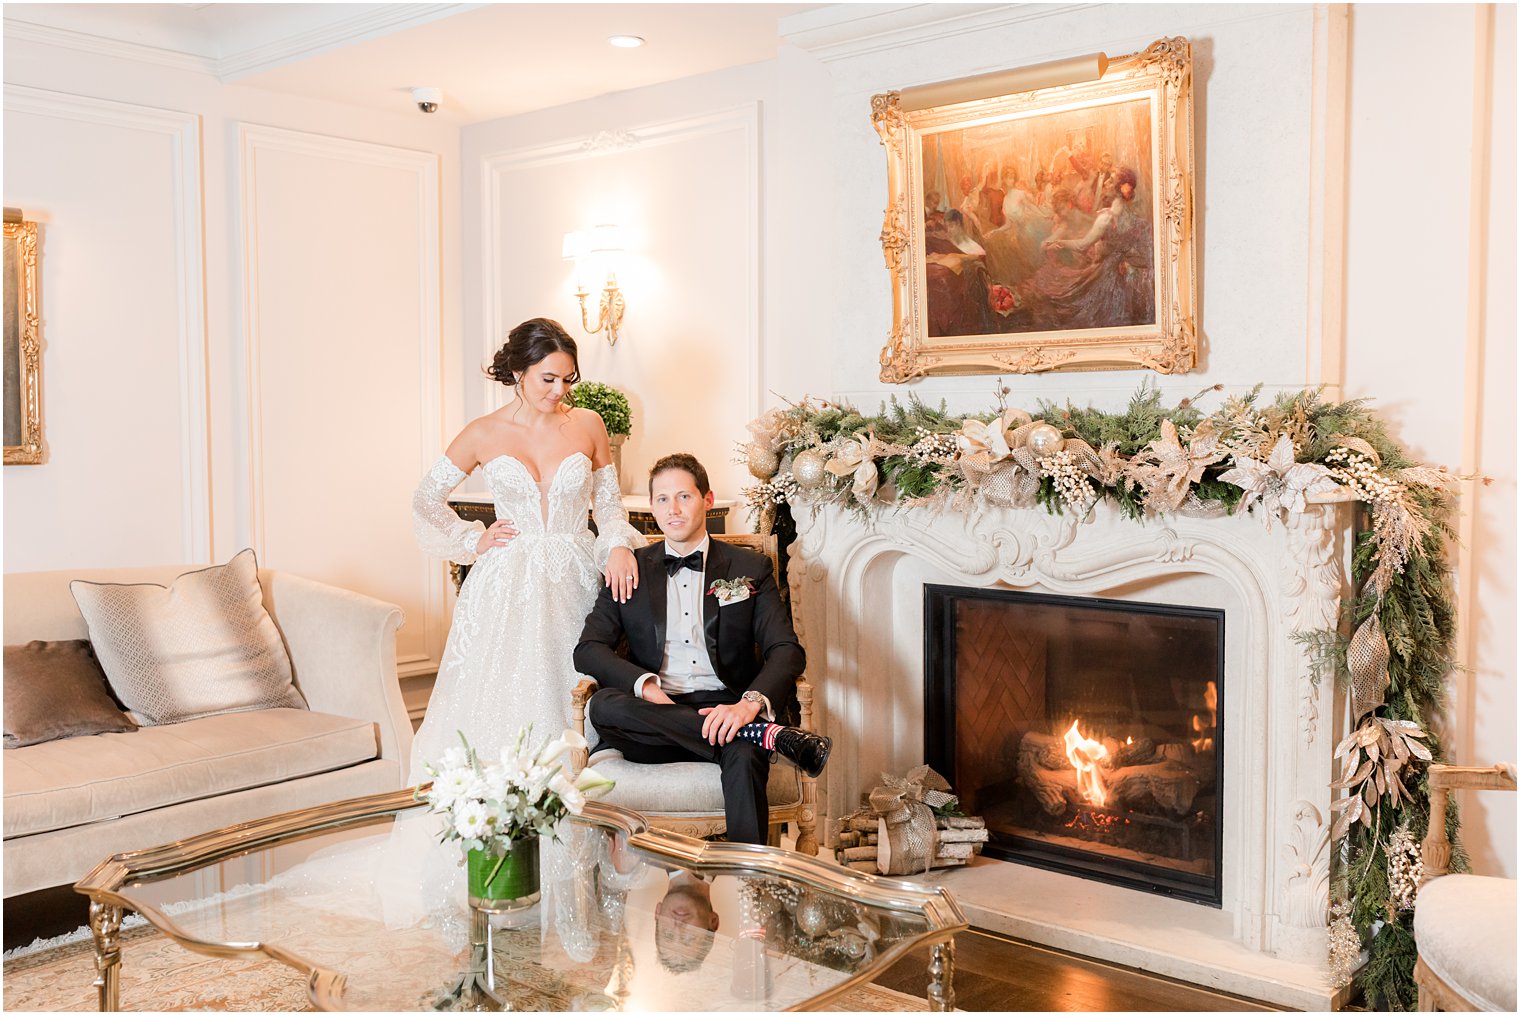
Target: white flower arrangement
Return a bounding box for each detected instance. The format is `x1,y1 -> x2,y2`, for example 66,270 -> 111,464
417,726 -> 614,855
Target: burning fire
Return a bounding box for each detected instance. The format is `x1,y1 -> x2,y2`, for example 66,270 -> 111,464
1191,680 -> 1219,752
1062,719 -> 1110,807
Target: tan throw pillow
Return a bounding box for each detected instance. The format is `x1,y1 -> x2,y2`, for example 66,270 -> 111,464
70,549 -> 306,725
3,640 -> 138,748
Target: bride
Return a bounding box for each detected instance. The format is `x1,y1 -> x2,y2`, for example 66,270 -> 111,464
275,319 -> 644,937
410,317 -> 643,773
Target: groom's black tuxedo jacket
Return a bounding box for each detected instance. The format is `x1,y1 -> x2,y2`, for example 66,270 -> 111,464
573,539 -> 805,721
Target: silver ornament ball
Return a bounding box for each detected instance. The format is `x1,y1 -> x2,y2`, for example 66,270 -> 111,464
1027,422 -> 1066,458
792,448 -> 826,488
795,895 -> 829,937
746,444 -> 781,480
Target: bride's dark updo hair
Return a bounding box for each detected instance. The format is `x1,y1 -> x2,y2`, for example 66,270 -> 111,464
486,317 -> 580,387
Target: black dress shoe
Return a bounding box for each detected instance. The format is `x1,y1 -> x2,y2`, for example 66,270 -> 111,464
772,727 -> 832,779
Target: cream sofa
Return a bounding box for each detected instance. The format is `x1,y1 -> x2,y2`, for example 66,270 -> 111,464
3,564 -> 414,899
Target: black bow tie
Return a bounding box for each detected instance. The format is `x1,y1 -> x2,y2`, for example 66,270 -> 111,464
664,550 -> 703,577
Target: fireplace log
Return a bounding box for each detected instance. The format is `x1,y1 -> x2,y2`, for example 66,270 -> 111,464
836,830 -> 880,847
1109,737 -> 1157,768
937,843 -> 975,859
1019,731 -> 1159,771
936,828 -> 989,844
841,846 -> 879,862
940,815 -> 986,830
844,860 -> 878,873
1018,753 -> 1201,816
1020,733 -> 1072,771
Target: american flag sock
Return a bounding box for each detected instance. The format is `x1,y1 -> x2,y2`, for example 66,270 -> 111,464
736,722 -> 784,751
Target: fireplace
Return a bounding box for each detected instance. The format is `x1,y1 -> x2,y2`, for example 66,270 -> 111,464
793,496 -> 1351,1006
924,585 -> 1224,906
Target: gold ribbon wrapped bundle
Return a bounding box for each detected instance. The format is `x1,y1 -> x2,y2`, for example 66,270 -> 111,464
867,765 -> 956,875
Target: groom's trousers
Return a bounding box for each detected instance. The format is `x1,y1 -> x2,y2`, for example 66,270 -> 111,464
587,687 -> 771,845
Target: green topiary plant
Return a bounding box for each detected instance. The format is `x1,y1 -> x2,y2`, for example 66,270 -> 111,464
568,381 -> 631,436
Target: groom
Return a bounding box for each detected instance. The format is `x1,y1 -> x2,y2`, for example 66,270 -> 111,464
573,452 -> 830,845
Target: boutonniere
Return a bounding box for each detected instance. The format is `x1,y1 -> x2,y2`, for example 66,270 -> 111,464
707,576 -> 755,606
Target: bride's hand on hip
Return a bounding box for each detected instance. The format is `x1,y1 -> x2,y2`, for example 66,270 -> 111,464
475,519 -> 518,554
605,546 -> 638,603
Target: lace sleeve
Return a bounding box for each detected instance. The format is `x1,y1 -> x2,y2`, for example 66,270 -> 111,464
591,464 -> 645,570
412,457 -> 486,564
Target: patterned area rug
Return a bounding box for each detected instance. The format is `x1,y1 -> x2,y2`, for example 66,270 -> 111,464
3,924 -> 932,1012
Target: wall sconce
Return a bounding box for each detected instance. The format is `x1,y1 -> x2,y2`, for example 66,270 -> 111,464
562,223 -> 626,346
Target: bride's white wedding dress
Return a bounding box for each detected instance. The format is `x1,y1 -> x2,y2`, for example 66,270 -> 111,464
270,451 -> 642,946
410,451 -> 643,772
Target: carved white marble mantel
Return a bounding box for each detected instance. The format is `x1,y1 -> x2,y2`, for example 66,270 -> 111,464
787,497 -> 1355,1005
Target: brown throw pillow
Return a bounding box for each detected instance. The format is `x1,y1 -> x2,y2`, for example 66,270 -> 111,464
4,640 -> 137,748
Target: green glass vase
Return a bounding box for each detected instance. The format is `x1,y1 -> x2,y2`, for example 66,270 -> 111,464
467,837 -> 541,912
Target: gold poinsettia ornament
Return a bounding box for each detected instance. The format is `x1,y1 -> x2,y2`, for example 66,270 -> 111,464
1125,418 -> 1227,514
1218,433 -> 1339,521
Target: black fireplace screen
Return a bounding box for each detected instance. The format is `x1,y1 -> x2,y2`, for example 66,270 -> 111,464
924,585 -> 1224,906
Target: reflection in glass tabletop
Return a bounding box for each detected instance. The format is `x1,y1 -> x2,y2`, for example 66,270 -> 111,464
75,789 -> 966,1012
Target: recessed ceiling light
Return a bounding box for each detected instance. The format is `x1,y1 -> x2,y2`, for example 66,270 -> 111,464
608,35 -> 645,48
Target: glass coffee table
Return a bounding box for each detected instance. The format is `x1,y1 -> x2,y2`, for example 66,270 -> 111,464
75,788 -> 966,1012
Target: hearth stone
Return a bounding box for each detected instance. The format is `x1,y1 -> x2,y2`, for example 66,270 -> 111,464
921,858 -> 1351,1010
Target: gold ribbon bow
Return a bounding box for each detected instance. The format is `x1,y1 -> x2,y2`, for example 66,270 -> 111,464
825,433 -> 883,499
867,766 -> 956,875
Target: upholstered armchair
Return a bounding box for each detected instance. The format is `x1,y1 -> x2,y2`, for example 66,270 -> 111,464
1414,763 -> 1517,1012
569,532 -> 819,854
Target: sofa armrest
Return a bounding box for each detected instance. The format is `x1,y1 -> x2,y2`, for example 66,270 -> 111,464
261,571 -> 413,784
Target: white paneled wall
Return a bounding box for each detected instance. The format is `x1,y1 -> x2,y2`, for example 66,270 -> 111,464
2,88 -> 208,569
1342,3 -> 1516,877
239,125 -> 444,677
3,34 -> 462,707
478,106 -> 759,501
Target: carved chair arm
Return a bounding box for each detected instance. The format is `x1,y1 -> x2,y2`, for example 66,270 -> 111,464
796,673 -> 814,732
571,677 -> 599,772
1421,763 -> 1516,882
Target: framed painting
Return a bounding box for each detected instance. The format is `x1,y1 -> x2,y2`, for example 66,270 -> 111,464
873,38 -> 1197,381
5,209 -> 43,464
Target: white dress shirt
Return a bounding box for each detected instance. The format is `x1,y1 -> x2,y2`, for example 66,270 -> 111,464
635,535 -> 772,719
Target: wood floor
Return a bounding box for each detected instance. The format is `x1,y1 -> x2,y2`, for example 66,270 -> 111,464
871,928 -> 1284,1012
9,890 -> 1286,1011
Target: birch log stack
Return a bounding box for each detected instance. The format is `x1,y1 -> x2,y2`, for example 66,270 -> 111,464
834,811 -> 989,873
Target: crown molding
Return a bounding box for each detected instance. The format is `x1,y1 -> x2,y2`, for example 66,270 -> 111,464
780,3 -> 1099,64
2,18 -> 217,75
5,5 -> 478,82
216,3 -> 479,80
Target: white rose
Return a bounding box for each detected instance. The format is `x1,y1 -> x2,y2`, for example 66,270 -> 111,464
481,763 -> 510,802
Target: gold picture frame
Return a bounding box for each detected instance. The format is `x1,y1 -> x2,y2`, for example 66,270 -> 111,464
4,209 -> 43,464
873,37 -> 1197,382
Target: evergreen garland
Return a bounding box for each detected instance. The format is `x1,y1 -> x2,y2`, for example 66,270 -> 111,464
745,384 -> 1465,1008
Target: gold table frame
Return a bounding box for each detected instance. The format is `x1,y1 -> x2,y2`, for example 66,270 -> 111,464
75,789 -> 966,1012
